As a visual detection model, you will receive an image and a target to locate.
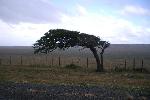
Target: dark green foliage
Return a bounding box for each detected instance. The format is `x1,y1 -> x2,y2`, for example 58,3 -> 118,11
33,29 -> 80,53
33,29 -> 105,53
113,66 -> 126,72
33,29 -> 110,72
134,68 -> 149,73
65,64 -> 81,69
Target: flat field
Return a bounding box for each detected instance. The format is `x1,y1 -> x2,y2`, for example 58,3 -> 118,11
0,64 -> 150,99
0,44 -> 150,71
0,44 -> 150,86
0,44 -> 150,99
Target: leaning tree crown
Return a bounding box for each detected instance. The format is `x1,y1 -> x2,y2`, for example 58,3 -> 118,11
33,29 -> 110,72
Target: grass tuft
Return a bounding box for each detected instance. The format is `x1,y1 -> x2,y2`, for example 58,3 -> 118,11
64,64 -> 81,69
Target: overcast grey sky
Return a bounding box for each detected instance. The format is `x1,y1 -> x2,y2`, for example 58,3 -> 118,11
0,0 -> 150,46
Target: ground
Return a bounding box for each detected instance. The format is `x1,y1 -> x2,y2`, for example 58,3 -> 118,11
0,82 -> 149,100
0,65 -> 150,99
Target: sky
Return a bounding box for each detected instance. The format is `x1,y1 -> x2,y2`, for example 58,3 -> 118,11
0,0 -> 150,46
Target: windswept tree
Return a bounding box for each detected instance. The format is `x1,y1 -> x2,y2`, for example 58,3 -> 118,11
33,29 -> 110,72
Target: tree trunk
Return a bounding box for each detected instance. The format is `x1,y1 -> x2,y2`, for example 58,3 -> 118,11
100,53 -> 103,71
90,47 -> 102,72
100,49 -> 104,71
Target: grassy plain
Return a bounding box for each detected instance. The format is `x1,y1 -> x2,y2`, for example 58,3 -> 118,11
0,45 -> 150,97
0,64 -> 150,88
0,45 -> 150,86
0,44 -> 150,71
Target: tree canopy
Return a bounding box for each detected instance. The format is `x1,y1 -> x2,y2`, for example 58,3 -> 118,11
33,29 -> 110,72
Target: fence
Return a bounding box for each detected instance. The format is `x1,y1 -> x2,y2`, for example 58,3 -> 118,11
0,55 -> 149,72
0,55 -> 92,67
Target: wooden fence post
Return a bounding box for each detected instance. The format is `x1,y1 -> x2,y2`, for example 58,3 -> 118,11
45,56 -> 47,65
0,59 -> 1,65
124,59 -> 126,70
141,59 -> 144,72
133,58 -> 135,70
72,59 -> 73,64
51,57 -> 53,66
59,56 -> 61,67
87,57 -> 89,68
20,56 -> 23,65
10,56 -> 11,65
78,57 -> 80,66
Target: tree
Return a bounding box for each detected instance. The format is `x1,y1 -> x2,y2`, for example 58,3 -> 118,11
33,29 -> 110,72
98,41 -> 110,71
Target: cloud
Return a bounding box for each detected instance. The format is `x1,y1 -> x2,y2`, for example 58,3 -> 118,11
59,5 -> 150,44
120,5 -> 150,16
76,5 -> 88,16
0,19 -> 52,46
0,4 -> 150,45
0,0 -> 63,24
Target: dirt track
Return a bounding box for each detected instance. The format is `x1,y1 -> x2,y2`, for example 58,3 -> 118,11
0,82 -> 149,100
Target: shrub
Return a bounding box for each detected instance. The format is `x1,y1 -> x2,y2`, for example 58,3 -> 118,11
64,64 -> 81,69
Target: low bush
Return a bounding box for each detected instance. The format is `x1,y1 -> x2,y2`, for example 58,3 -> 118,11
64,64 -> 81,69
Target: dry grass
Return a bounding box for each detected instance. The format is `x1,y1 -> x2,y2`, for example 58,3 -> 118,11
1,55 -> 150,71
0,65 -> 150,89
